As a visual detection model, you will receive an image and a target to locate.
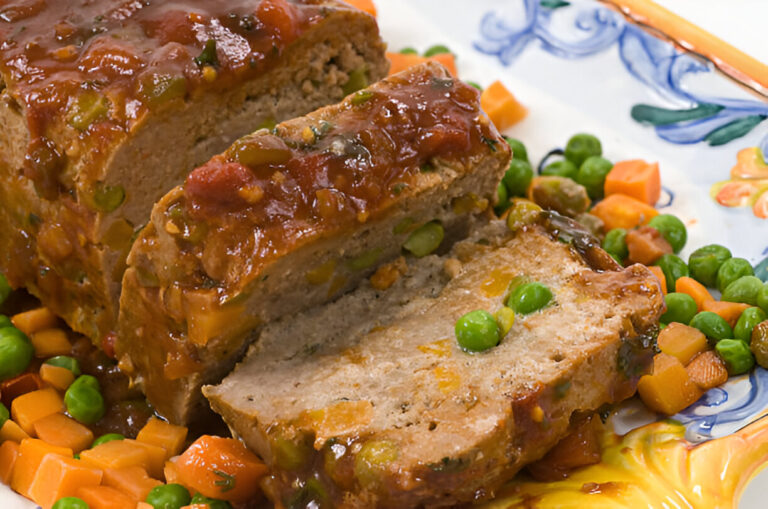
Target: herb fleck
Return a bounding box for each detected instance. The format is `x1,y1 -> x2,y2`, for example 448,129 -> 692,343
481,136 -> 498,152
213,470 -> 236,492
194,39 -> 219,67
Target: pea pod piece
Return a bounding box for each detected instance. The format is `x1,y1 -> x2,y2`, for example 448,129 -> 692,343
0,274 -> 11,307
689,311 -> 733,346
647,214 -> 687,253
722,275 -> 764,306
660,293 -> 697,325
507,282 -> 553,315
145,483 -> 191,509
0,326 -> 34,381
734,307 -> 767,342
576,156 -> 613,200
688,244 -> 732,288
715,339 -> 755,375
564,133 -> 602,167
654,254 -> 689,293
717,257 -> 754,293
504,137 -> 529,163
455,310 -> 500,352
403,222 -> 443,257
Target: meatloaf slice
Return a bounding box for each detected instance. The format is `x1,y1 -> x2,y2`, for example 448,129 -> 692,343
0,0 -> 388,343
117,62 -> 510,424
204,214 -> 664,508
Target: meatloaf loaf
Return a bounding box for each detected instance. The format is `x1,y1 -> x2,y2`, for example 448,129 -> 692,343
117,62 -> 510,424
204,213 -> 665,508
0,0 -> 388,344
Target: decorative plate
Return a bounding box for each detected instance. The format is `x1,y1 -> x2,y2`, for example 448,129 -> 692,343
2,0 -> 767,507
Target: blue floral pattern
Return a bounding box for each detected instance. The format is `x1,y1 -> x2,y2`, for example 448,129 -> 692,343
474,0 -> 768,149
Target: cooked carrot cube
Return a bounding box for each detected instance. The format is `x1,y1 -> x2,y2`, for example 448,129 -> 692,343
675,276 -> 714,311
647,265 -> 667,294
77,485 -> 136,509
0,440 -> 20,484
103,466 -> 162,502
10,439 -> 73,498
657,322 -> 709,366
136,417 -> 188,460
0,419 -> 30,443
29,453 -> 103,509
604,159 -> 661,205
164,459 -> 180,484
637,353 -> 703,415
10,387 -> 65,436
686,351 -> 729,390
344,0 -> 377,16
33,413 -> 94,453
11,307 -> 59,336
39,363 -> 75,391
127,439 -> 167,479
30,328 -> 71,358
590,193 -> 659,230
701,300 -> 751,327
80,439 -> 151,473
480,80 -> 527,131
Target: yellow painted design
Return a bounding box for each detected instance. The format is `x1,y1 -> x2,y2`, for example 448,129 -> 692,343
711,147 -> 768,218
481,417 -> 768,508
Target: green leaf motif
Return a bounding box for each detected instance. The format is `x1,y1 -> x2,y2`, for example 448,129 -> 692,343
705,115 -> 768,146
630,103 -> 724,126
540,0 -> 570,9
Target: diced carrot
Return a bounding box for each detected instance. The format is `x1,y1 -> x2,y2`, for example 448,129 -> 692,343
11,307 -> 59,336
164,459 -> 180,484
77,485 -> 136,509
625,225 -> 672,265
0,440 -> 20,484
344,0 -> 377,17
604,159 -> 662,205
33,413 -> 94,453
386,52 -> 458,77
1,373 -> 44,407
675,276 -> 715,311
526,415 -> 602,481
637,353 -> 702,415
686,351 -> 729,390
701,301 -> 751,328
589,193 -> 659,231
647,265 -> 667,294
10,439 -> 73,498
0,419 -> 30,443
29,453 -> 103,509
136,417 -> 188,460
137,503 -> 155,509
10,387 -> 65,436
177,435 -> 268,502
80,439 -> 152,474
30,328 -> 71,358
103,466 -> 162,502
127,439 -> 167,479
480,80 -> 527,131
39,363 -> 75,391
657,322 -> 708,366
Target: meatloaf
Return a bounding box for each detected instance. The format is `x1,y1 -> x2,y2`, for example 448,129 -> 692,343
117,62 -> 510,424
0,0 -> 388,344
204,213 -> 665,508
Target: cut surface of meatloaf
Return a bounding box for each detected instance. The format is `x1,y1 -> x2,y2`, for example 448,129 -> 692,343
0,0 -> 388,343
204,214 -> 665,508
117,62 -> 510,424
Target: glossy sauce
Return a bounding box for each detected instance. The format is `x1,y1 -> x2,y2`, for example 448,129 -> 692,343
0,0 -> 325,197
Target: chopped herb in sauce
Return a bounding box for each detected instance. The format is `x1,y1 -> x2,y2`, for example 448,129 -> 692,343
213,469 -> 236,492
481,135 -> 499,152
194,39 -> 219,67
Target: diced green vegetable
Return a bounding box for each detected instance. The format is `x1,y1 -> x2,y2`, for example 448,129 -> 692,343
346,249 -> 382,271
67,91 -> 109,131
350,90 -> 374,106
342,66 -> 369,95
137,73 -> 188,107
403,222 -> 444,257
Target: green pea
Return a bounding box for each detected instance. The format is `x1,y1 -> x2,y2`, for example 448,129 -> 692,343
67,91 -> 109,131
507,282 -> 553,315
455,310 -> 501,352
722,276 -> 764,306
654,254 -> 689,293
541,160 -> 578,180
0,327 -> 34,381
65,375 -> 105,424
715,339 -> 755,375
576,156 -> 613,200
759,284 -> 768,314
137,73 -> 188,107
494,182 -> 510,215
91,433 -> 124,448
0,273 -> 11,306
466,81 -> 483,91
403,221 -> 444,257
342,66 -> 369,95
689,311 -> 734,345
647,214 -> 687,253
602,228 -> 628,262
660,293 -> 697,325
0,315 -> 12,330
0,401 -> 9,428
502,159 -> 534,197
423,44 -> 452,57
734,307 -> 767,343
145,483 -> 191,509
399,47 -> 418,55
92,183 -> 126,213
504,137 -> 529,163
45,355 -> 82,376
190,493 -> 232,509
688,244 -> 732,288
717,257 -> 754,293
564,133 -> 602,167
52,497 -> 89,509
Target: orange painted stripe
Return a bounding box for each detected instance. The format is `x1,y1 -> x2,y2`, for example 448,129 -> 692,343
604,0 -> 768,95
